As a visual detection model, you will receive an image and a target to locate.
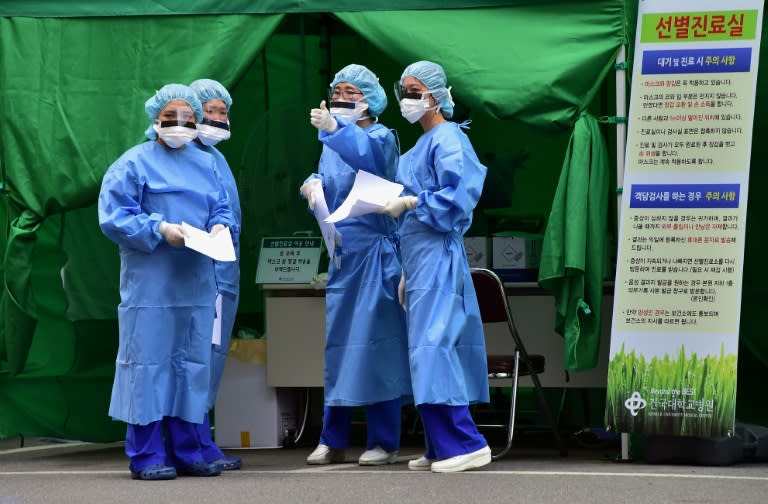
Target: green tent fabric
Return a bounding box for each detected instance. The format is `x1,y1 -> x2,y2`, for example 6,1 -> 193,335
538,113 -> 609,371
0,0 -> 577,17
0,14 -> 284,374
0,4 -> 626,441
337,2 -> 624,129
0,3 -> 625,376
1,206 -> 39,375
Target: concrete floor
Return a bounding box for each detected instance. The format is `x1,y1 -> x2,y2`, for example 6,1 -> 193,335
1,433 -> 767,504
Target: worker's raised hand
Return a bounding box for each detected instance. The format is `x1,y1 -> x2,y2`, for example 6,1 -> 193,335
310,100 -> 338,133
299,179 -> 323,211
159,221 -> 186,247
380,196 -> 418,218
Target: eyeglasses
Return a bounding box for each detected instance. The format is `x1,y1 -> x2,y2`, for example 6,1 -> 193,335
393,82 -> 430,102
159,108 -> 196,122
203,106 -> 228,116
331,88 -> 364,100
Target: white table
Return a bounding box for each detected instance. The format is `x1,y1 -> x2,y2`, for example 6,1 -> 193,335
263,282 -> 613,388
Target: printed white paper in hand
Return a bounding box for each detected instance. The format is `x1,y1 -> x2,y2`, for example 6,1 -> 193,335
324,170 -> 403,223
309,188 -> 337,258
180,222 -> 236,262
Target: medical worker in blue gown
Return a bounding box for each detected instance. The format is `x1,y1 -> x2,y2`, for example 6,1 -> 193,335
188,78 -> 243,471
382,61 -> 492,473
299,64 -> 411,466
99,83 -> 236,481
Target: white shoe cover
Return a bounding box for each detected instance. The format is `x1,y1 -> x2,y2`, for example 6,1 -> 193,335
430,446 -> 492,473
358,446 -> 398,465
407,455 -> 435,471
306,444 -> 345,465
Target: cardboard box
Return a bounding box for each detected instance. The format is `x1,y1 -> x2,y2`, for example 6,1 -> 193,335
464,237 -> 489,268
492,236 -> 542,281
214,341 -> 297,448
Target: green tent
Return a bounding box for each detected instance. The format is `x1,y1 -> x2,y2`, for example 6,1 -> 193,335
1,0 -> 765,441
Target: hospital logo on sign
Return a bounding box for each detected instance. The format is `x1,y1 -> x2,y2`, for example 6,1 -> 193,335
624,391 -> 647,417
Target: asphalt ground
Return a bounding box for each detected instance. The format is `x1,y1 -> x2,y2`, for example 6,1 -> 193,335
1,435 -> 766,504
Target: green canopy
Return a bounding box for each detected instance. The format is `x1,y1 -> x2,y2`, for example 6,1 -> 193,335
338,4 -> 624,128
0,0 -> 578,17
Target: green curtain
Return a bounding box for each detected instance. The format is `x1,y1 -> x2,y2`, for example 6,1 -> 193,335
0,14 -> 284,374
538,114 -> 609,371
337,2 -> 624,129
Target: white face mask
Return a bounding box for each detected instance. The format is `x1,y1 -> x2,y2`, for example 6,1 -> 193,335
330,100 -> 369,123
197,120 -> 231,146
153,121 -> 198,148
399,98 -> 430,124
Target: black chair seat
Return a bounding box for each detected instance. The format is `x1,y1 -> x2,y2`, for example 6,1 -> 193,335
487,354 -> 545,375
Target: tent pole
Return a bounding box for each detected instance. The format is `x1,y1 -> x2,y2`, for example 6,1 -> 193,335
615,43 -> 631,461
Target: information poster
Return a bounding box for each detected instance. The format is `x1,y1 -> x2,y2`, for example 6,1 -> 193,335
255,237 -> 322,284
605,0 -> 763,437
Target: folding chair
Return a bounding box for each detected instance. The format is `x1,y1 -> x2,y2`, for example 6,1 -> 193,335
470,267 -> 567,459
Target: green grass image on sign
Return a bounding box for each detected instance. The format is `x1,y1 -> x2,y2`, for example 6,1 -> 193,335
605,344 -> 736,437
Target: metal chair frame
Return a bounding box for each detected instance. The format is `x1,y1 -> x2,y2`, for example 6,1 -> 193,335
470,267 -> 567,459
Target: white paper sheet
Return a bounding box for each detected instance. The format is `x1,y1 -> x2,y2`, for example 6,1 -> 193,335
324,170 -> 404,223
212,293 -> 222,345
310,188 -> 337,258
180,222 -> 236,262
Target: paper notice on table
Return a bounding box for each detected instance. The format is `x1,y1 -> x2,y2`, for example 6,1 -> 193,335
180,222 -> 236,262
212,293 -> 222,345
310,188 -> 337,258
324,170 -> 403,223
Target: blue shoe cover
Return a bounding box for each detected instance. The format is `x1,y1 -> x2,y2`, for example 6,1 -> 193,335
178,460 -> 222,477
130,464 -> 177,481
211,454 -> 242,471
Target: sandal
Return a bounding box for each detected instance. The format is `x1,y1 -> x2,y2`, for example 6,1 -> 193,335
130,464 -> 177,481
177,460 -> 222,477
211,454 -> 242,471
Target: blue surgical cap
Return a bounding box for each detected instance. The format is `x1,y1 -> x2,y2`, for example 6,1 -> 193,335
400,60 -> 454,119
144,83 -> 203,139
189,78 -> 232,111
330,64 -> 387,117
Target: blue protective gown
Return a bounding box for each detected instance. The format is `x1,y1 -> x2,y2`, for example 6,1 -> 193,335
304,118 -> 411,406
189,142 -> 241,410
397,121 -> 490,406
99,141 -> 235,426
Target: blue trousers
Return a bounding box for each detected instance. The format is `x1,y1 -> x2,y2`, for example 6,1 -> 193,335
418,404 -> 488,460
126,417 -> 205,472
195,413 -> 225,463
320,397 -> 401,452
